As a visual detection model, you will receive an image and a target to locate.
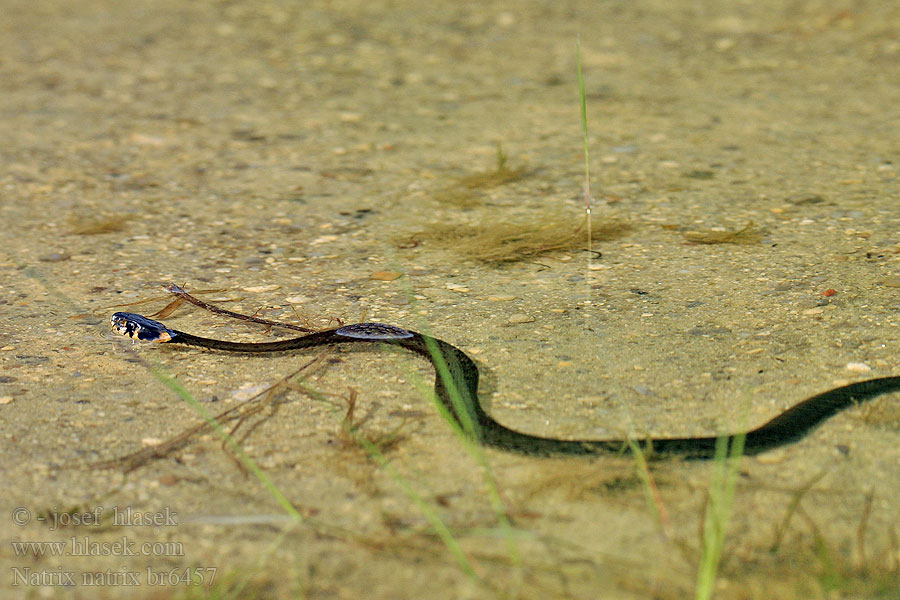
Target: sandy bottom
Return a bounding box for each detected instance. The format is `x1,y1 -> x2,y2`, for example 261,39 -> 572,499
1,1 -> 898,598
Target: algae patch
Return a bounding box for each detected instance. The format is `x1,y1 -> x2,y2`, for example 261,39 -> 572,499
400,215 -> 628,263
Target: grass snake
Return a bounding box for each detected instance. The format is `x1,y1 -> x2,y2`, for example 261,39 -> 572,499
111,311 -> 897,459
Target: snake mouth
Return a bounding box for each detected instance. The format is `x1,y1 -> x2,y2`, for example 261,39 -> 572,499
110,312 -> 174,343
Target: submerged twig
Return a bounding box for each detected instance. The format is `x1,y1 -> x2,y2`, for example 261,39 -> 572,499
165,283 -> 319,332
90,351 -> 331,472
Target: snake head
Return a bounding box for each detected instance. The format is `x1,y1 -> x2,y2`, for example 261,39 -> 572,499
110,312 -> 175,342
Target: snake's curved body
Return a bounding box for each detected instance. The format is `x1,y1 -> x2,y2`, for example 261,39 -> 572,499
111,312 -> 898,459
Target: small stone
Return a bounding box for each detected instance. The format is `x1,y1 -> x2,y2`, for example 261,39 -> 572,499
801,307 -> 824,315
487,295 -> 516,301
845,362 -> 871,373
508,314 -> 534,324
755,448 -> 787,464
130,133 -> 166,146
370,271 -> 403,281
39,252 -> 70,262
285,296 -> 310,304
142,437 -> 163,447
311,235 -> 339,245
446,283 -> 470,293
242,285 -> 281,293
232,383 -> 268,401
0,396 -> 13,405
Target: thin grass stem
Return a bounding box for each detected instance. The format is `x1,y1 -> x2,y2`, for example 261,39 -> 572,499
576,36 -> 593,259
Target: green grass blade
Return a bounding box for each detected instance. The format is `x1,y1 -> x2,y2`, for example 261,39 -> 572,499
695,434 -> 745,600
145,363 -> 304,523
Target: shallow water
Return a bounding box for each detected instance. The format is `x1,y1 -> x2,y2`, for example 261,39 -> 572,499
1,1 -> 898,598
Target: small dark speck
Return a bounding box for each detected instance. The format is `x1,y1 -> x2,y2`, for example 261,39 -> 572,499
544,74 -> 564,86
0,376 -> 16,383
790,195 -> 826,205
686,300 -> 704,308
16,355 -> 50,365
75,399 -> 90,404
630,289 -> 648,295
835,444 -> 850,456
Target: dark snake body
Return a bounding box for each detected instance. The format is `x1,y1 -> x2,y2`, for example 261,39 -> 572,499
111,312 -> 898,459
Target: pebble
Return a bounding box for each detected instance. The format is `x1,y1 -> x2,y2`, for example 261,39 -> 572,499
310,235 -> 339,245
39,252 -> 70,262
755,448 -> 787,464
242,285 -> 280,293
370,271 -> 403,281
845,362 -> 871,373
142,437 -> 163,447
487,295 -> 516,301
232,383 -> 268,401
446,283 -> 470,293
0,396 -> 13,405
508,314 -> 534,324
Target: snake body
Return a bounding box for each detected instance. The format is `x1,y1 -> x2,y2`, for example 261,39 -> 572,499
111,311 -> 897,459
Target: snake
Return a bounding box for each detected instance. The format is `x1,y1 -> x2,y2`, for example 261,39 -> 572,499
110,311 -> 898,459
